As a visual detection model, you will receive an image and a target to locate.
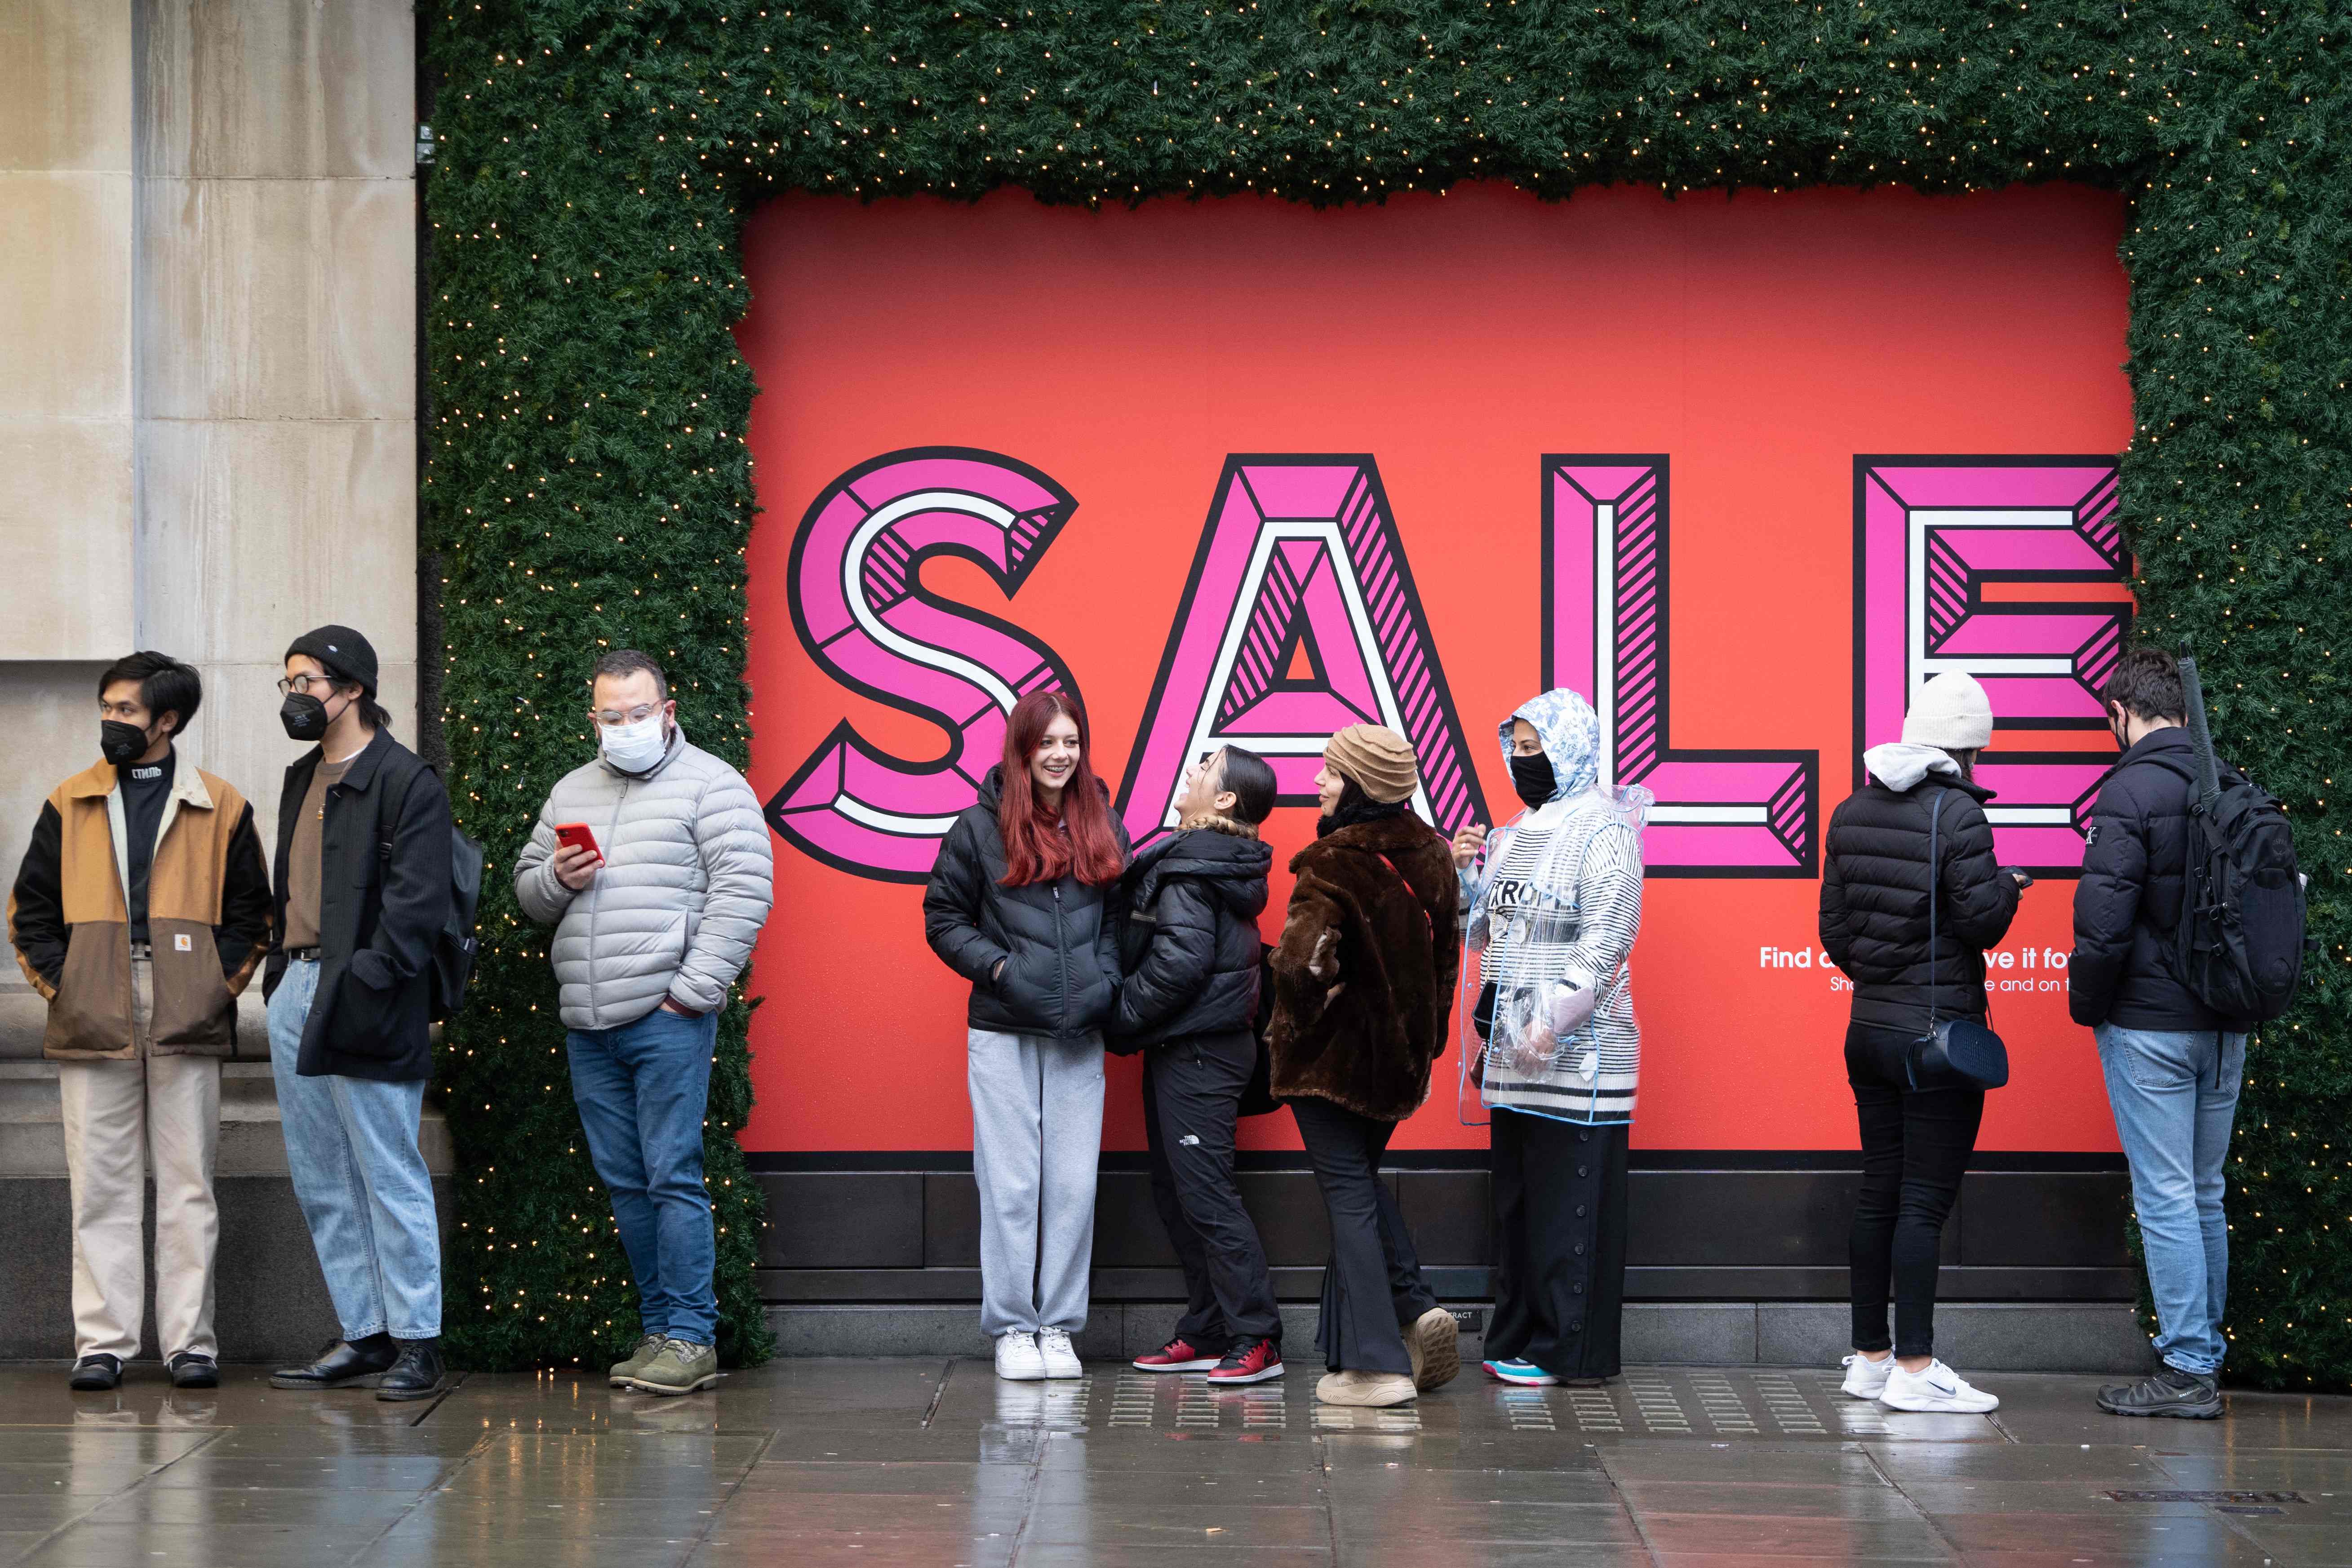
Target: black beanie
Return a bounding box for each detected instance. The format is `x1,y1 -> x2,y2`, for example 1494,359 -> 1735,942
285,626 -> 380,698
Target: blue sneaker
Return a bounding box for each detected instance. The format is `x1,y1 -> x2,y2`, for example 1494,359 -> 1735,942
1483,1359 -> 1559,1386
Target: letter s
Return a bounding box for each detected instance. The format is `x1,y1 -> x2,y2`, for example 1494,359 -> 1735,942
765,448 -> 1081,882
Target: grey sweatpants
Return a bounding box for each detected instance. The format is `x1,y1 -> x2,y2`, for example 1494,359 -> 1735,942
967,1028 -> 1104,1337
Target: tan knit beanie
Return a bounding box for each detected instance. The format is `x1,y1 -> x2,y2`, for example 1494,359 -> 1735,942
1323,724 -> 1419,804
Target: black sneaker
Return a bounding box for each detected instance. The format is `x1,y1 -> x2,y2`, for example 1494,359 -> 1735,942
376,1339 -> 447,1403
167,1352 -> 219,1390
271,1335 -> 397,1391
68,1355 -> 121,1392
2096,1366 -> 2222,1419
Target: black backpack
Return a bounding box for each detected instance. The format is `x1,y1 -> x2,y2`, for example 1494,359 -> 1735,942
382,755 -> 485,1023
2142,644 -> 2311,1024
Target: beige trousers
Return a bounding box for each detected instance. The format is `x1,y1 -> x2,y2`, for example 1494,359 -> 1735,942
55,955 -> 221,1361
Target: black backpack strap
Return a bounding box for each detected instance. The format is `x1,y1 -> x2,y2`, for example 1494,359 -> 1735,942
375,750 -> 436,862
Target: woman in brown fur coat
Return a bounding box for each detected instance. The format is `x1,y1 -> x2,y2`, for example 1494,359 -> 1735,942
1267,724 -> 1463,1408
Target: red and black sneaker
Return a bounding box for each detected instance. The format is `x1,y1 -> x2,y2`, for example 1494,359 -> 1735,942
1206,1338 -> 1284,1385
1132,1337 -> 1222,1373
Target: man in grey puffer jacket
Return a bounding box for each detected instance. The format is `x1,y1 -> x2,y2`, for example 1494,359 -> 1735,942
513,650 -> 773,1396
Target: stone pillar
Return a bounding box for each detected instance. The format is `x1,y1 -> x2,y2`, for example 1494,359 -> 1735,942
0,1 -> 136,867
137,0 -> 418,827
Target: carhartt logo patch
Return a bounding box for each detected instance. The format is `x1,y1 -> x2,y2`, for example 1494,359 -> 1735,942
173,934 -> 193,952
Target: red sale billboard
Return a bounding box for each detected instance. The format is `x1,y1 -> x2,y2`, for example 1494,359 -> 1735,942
734,181 -> 2131,1155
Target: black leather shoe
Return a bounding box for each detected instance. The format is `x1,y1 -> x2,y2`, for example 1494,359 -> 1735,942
168,1352 -> 219,1390
2096,1366 -> 2222,1419
68,1355 -> 121,1391
376,1338 -> 447,1402
270,1335 -> 397,1391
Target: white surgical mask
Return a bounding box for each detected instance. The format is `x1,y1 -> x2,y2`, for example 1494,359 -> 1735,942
600,713 -> 668,773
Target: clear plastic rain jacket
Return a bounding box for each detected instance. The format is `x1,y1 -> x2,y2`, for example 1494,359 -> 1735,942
1456,689 -> 1649,1126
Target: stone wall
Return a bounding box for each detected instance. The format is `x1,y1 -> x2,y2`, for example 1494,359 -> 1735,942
0,1 -> 425,1359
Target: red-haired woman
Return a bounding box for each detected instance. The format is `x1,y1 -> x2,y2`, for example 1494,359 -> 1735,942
924,690 -> 1131,1381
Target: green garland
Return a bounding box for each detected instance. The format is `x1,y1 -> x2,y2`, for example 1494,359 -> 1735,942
423,0 -> 2352,1386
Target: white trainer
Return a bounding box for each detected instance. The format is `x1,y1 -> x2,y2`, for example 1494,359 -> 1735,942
1880,1358 -> 1999,1413
1840,1352 -> 1895,1399
995,1331 -> 1046,1381
1035,1326 -> 1084,1379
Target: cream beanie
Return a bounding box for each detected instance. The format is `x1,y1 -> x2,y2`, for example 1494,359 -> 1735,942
1323,724 -> 1420,804
1903,671 -> 1995,751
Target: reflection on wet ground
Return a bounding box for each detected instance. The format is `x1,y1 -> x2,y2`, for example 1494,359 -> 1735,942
2,1359 -> 2348,1564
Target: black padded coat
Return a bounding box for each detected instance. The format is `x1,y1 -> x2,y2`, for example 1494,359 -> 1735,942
1109,818 -> 1273,1051
1819,772 -> 2021,1035
2069,727 -> 2237,1031
923,767 -> 1130,1040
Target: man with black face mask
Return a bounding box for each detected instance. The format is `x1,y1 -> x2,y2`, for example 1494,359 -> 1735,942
9,652 -> 271,1391
263,626 -> 456,1403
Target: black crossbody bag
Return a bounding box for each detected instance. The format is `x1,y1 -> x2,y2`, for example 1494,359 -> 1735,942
1907,789 -> 2010,1092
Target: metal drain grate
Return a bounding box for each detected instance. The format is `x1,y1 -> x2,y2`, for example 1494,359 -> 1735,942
1500,1389 -> 1558,1431
2108,1490 -> 2306,1506
1312,1404 -> 1422,1432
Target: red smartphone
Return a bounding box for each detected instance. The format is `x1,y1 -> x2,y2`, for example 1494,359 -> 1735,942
554,822 -> 601,859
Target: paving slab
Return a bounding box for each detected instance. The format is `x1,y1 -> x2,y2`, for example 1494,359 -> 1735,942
0,1360 -> 2345,1568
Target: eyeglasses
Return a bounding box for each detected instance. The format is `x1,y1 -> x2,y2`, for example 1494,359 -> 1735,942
591,704 -> 663,728
276,675 -> 336,696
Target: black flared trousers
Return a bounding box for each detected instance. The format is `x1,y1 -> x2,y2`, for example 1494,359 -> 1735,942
1288,1095 -> 1441,1375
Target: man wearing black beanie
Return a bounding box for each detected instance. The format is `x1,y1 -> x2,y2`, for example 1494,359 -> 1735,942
263,626 -> 455,1401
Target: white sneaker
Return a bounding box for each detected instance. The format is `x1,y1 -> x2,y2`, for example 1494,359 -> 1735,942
1035,1326 -> 1083,1379
1880,1358 -> 1999,1413
1840,1352 -> 1895,1399
995,1331 -> 1046,1381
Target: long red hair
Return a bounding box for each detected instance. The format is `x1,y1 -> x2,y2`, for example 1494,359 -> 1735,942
997,689 -> 1124,887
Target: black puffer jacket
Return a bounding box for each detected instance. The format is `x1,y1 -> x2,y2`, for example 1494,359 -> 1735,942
1819,769 -> 2021,1034
923,767 -> 1130,1039
1109,817 -> 1273,1052
2071,728 -> 2235,1030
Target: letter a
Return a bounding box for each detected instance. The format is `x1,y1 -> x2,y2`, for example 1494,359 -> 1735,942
767,448 -> 1081,882
1118,455 -> 1488,844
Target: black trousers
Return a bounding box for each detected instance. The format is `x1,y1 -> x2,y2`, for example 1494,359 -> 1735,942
1140,1030 -> 1281,1348
1485,1109 -> 1630,1381
1288,1095 -> 1441,1375
1846,1022 -> 1985,1359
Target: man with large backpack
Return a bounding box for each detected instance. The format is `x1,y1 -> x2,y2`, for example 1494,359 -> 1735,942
264,627 -> 455,1401
2072,645 -> 2304,1419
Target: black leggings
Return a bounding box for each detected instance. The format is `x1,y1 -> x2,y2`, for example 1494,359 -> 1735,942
1846,1022 -> 1984,1359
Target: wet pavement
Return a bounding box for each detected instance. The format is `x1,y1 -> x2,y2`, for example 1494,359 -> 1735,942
3,1358 -> 2350,1565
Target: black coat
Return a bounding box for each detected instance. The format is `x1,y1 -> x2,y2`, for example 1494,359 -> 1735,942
2070,728 -> 2235,1030
923,767 -> 1130,1040
264,730 -> 453,1081
1819,771 -> 2021,1034
1109,818 -> 1273,1050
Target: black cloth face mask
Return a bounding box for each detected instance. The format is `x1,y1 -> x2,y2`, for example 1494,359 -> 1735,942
100,721 -> 154,768
1509,751 -> 1558,809
280,692 -> 333,741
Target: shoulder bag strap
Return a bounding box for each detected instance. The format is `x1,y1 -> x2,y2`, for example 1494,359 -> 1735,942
1925,788 -> 1946,1029
1371,851 -> 1431,937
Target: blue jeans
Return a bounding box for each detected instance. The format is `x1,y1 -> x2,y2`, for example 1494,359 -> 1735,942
2095,1024 -> 2246,1376
267,959 -> 442,1340
567,1005 -> 719,1345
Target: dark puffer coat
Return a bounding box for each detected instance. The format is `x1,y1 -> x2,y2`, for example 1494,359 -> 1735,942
1110,817 -> 1273,1051
1267,813 -> 1461,1121
923,766 -> 1130,1040
2070,727 -> 2237,1031
1819,771 -> 2021,1034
